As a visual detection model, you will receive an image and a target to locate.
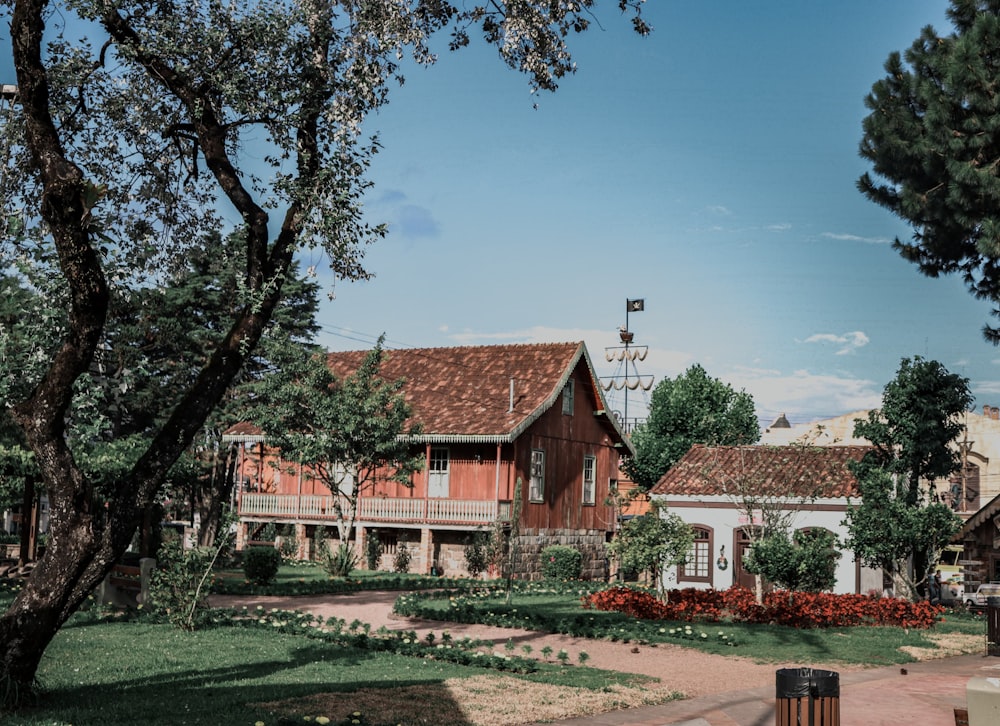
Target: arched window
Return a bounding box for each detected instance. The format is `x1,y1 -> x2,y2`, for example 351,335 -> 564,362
679,526 -> 712,585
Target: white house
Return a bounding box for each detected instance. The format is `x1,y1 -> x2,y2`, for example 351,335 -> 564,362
649,444 -> 882,595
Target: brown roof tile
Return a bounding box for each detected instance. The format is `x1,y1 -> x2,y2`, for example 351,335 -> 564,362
325,341 -> 628,446
650,444 -> 872,499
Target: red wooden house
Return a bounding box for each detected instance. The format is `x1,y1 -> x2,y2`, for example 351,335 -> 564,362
224,341 -> 634,578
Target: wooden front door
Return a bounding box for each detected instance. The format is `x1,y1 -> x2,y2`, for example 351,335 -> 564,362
428,447 -> 450,498
733,527 -> 756,590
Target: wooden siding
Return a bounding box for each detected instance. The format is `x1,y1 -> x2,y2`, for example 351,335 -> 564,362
516,363 -> 619,533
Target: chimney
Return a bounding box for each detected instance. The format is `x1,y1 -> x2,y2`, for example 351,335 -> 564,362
509,377 -> 515,413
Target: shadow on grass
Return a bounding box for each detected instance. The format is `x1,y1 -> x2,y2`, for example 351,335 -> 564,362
24,635 -> 475,725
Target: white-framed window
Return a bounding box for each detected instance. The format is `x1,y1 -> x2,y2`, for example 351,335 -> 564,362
561,379 -> 575,415
582,455 -> 596,505
529,449 -> 546,502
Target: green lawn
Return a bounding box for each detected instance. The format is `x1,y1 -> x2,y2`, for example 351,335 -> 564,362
393,586 -> 989,666
17,617 -> 653,726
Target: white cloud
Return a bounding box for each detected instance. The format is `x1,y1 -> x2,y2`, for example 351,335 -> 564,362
802,331 -> 870,355
821,232 -> 891,245
706,205 -> 732,216
727,366 -> 882,423
767,223 -> 791,231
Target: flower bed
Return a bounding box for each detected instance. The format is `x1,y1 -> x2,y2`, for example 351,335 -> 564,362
583,586 -> 943,629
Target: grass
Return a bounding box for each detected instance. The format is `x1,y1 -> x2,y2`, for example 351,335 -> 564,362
11,615 -> 656,725
392,583 -> 990,666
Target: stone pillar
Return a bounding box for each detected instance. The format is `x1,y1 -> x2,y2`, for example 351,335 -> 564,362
295,523 -> 308,560
358,526 -> 369,569
420,527 -> 434,575
235,521 -> 248,551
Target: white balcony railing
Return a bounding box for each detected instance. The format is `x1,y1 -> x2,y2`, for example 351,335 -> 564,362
239,493 -> 510,525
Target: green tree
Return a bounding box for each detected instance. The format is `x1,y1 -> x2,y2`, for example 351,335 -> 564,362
1,0 -> 650,703
248,337 -> 423,546
843,357 -> 972,600
858,0 -> 1000,343
625,364 -> 759,489
745,528 -> 840,593
605,501 -> 693,596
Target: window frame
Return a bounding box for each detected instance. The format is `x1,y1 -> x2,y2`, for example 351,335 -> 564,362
561,379 -> 575,415
678,525 -> 713,585
529,449 -> 546,503
582,454 -> 596,505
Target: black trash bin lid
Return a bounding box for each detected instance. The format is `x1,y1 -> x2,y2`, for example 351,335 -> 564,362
776,667 -> 840,699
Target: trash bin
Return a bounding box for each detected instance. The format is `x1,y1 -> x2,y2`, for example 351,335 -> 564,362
988,597 -> 1000,657
775,667 -> 840,726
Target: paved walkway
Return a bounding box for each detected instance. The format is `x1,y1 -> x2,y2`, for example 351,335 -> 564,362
538,652 -> 1000,725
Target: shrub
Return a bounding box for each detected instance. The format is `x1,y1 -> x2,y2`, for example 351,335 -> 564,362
278,525 -> 299,561
324,542 -> 359,577
147,539 -> 216,629
312,525 -> 327,562
393,543 -> 412,573
242,546 -> 281,585
582,584 -> 943,629
541,545 -> 582,581
464,530 -> 492,578
364,533 -> 384,571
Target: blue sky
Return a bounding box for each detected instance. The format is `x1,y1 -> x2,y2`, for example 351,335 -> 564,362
6,1 -> 1000,428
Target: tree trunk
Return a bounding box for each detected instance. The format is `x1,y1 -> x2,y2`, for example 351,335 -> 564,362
198,443 -> 238,547
0,505 -> 129,702
17,475 -> 36,566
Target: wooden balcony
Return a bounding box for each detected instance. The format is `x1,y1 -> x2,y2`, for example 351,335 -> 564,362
238,493 -> 511,526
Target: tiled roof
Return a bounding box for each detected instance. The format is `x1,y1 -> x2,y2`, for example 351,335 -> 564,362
222,420 -> 264,442
323,341 -> 630,447
650,444 -> 872,499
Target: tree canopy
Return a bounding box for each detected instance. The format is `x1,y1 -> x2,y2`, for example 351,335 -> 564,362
248,337 -> 423,544
843,357 -> 971,600
858,0 -> 1000,343
625,364 -> 759,489
605,501 -> 693,595
0,0 -> 651,704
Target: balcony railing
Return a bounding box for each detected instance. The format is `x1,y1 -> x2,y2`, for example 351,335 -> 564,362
239,493 -> 511,525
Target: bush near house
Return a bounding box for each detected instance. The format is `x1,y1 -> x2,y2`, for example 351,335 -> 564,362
242,545 -> 281,586
540,545 -> 582,581
583,586 -> 943,630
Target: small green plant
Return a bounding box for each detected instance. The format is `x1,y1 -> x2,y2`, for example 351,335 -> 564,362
393,542 -> 412,574
278,524 -> 299,561
149,509 -> 237,630
464,529 -> 492,578
541,545 -> 582,581
364,532 -> 384,570
521,644 -> 533,656
540,645 -> 553,660
504,638 -> 516,653
242,545 -> 281,585
324,542 -> 359,577
578,651 -> 590,665
258,522 -> 277,542
313,525 -> 327,562
557,649 -> 569,665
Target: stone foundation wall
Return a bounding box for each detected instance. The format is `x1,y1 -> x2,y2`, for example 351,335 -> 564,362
512,528 -> 609,581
